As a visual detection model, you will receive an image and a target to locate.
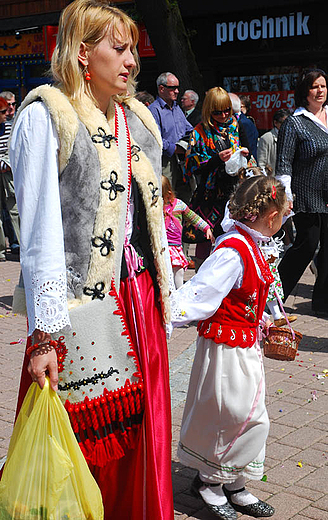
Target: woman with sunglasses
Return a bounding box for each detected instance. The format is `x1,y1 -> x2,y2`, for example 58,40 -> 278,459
184,87 -> 249,268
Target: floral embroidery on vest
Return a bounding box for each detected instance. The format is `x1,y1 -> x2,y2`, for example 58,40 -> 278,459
92,228 -> 115,257
91,127 -> 117,148
101,171 -> 125,201
245,290 -> 258,322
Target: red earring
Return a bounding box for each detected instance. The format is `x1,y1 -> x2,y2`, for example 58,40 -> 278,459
84,67 -> 91,81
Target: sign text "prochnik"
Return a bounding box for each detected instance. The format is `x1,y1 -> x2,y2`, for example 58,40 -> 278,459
216,12 -> 310,46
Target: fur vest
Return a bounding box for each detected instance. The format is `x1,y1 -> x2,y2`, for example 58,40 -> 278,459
13,85 -> 170,323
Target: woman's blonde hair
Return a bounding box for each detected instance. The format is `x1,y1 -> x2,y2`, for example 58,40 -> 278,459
202,87 -> 232,129
229,175 -> 287,223
51,0 -> 140,104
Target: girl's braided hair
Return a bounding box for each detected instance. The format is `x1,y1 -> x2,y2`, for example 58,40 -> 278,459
228,175 -> 286,223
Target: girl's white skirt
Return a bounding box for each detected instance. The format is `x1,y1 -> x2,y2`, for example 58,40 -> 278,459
177,336 -> 270,483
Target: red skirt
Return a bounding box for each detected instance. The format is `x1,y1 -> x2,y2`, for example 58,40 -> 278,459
14,270 -> 174,520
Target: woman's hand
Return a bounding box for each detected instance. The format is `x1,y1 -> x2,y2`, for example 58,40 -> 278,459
28,329 -> 58,392
206,228 -> 215,244
219,148 -> 232,162
240,147 -> 249,157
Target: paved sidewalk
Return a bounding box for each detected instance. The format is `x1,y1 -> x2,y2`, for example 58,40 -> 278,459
1,256 -> 328,519
169,267 -> 328,520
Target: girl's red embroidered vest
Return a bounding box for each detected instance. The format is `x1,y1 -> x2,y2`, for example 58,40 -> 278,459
197,226 -> 274,348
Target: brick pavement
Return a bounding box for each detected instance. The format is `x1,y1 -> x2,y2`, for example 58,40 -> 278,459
1,255 -> 328,519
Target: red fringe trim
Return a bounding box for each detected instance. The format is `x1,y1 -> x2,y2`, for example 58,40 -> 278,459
65,379 -> 144,467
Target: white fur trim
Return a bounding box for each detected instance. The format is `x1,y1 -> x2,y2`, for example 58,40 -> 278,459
11,85 -> 79,173
125,97 -> 163,150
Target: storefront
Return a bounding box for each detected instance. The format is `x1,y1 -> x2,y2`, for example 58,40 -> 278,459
0,0 -> 326,132
0,28 -> 56,102
183,0 -> 326,131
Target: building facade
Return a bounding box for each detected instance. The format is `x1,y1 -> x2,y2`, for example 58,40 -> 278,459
0,0 -> 326,130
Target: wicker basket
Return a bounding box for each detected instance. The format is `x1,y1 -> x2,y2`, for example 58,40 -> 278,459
263,326 -> 303,361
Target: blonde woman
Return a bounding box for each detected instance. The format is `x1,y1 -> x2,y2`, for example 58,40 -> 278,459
184,87 -> 249,268
9,1 -> 174,518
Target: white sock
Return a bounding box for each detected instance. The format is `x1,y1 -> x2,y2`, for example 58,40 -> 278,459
225,476 -> 259,506
198,473 -> 227,506
267,299 -> 282,320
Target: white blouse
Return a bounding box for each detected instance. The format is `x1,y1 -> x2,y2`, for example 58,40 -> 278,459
10,102 -> 70,336
170,223 -> 269,328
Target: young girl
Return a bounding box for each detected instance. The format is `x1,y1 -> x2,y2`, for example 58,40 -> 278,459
222,166 -> 297,328
170,175 -> 287,519
162,175 -> 214,288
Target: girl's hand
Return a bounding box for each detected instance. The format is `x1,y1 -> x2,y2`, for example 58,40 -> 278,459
206,228 -> 215,244
264,319 -> 273,334
240,147 -> 249,157
219,148 -> 232,162
28,329 -> 58,392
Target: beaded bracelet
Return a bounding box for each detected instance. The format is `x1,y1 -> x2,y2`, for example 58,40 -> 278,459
26,339 -> 57,358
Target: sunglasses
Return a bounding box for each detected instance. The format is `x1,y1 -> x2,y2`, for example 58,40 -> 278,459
7,102 -> 16,107
0,109 -> 8,114
161,84 -> 179,90
212,108 -> 230,116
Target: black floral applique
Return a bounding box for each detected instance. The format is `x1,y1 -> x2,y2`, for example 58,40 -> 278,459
58,367 -> 119,391
91,127 -> 117,149
131,144 -> 141,161
101,171 -> 125,201
92,228 -> 115,257
148,181 -> 159,207
83,282 -> 105,300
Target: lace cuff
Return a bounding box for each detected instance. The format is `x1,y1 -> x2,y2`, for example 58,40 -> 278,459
30,272 -> 71,333
170,285 -> 198,324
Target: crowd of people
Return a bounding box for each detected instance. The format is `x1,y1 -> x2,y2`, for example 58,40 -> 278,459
1,0 -> 328,518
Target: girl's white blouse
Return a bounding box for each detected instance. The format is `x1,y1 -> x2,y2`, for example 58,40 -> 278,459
170,223 -> 270,328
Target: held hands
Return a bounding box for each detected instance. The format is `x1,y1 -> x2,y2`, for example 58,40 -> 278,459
264,319 -> 273,334
28,329 -> 58,392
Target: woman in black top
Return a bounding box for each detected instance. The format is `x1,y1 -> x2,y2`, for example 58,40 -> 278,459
277,69 -> 328,315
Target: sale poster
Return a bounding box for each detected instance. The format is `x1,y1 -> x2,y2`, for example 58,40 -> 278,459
223,73 -> 298,130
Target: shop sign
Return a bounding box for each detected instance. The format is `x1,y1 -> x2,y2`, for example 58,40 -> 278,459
216,12 -> 310,46
0,32 -> 44,57
138,24 -> 155,57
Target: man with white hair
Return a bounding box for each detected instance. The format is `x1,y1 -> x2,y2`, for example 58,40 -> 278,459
181,89 -> 201,127
149,72 -> 193,197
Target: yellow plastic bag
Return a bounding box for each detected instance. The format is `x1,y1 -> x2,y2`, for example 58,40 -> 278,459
0,378 -> 104,520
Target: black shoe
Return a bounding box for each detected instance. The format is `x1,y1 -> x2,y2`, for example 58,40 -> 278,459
10,245 -> 20,255
223,485 -> 275,518
190,473 -> 237,519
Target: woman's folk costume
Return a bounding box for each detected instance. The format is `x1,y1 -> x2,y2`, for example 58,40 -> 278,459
10,85 -> 174,520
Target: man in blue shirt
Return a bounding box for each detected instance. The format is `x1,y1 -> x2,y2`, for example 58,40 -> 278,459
149,72 -> 193,200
